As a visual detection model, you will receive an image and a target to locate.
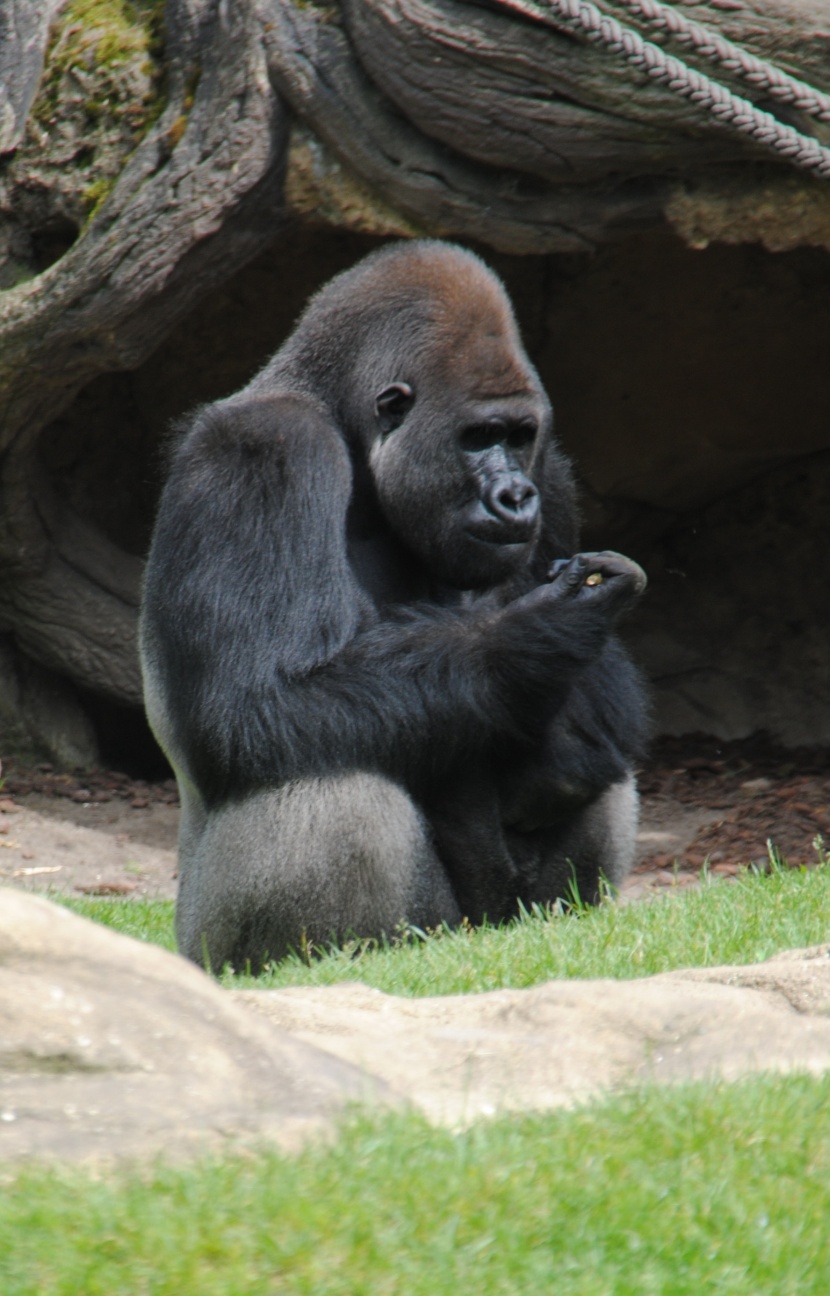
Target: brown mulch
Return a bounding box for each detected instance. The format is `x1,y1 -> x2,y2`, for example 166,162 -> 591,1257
0,762 -> 179,811
0,758 -> 180,899
633,732 -> 830,882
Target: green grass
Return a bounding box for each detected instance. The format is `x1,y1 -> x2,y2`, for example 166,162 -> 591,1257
61,860 -> 830,996
64,895 -> 177,951
24,864 -> 830,1291
2,1075 -> 829,1294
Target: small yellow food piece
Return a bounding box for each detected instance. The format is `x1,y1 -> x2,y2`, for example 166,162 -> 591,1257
585,572 -> 603,587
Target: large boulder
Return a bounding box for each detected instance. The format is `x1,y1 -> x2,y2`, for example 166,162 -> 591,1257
0,890 -> 388,1164
238,946 -> 830,1126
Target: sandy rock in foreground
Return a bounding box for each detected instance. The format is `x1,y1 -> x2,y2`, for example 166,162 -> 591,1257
3,887 -> 830,1163
0,889 -> 388,1164
237,946 -> 830,1126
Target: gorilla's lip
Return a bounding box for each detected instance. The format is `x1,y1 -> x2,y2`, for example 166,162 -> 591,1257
464,522 -> 535,548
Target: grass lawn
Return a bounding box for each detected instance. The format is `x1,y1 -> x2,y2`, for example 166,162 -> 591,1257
65,854 -> 830,994
2,1077 -> 828,1294
3,861 -> 829,1293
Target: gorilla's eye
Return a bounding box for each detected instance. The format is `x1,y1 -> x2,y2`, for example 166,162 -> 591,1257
505,420 -> 537,449
459,421 -> 507,452
375,383 -> 415,436
460,419 -> 536,453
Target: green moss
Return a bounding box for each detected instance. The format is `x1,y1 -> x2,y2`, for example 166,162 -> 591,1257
81,174 -> 117,216
34,0 -> 165,141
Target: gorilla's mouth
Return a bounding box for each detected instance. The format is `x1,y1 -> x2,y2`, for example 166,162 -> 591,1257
464,519 -> 536,547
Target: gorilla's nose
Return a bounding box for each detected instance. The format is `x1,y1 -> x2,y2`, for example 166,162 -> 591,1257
486,475 -> 539,528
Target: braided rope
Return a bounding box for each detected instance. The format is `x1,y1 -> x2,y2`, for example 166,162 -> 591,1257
480,0 -> 830,177
615,0 -> 830,122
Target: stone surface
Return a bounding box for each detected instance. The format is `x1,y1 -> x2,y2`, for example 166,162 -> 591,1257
0,890 -> 388,1164
537,233 -> 830,514
619,449 -> 830,745
4,887 -> 830,1165
237,946 -> 830,1126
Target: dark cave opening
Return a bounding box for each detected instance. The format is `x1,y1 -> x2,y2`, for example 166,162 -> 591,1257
23,222 -> 830,771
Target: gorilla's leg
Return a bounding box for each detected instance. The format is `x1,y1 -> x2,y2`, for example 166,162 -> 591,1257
176,773 -> 460,971
510,771 -> 640,909
564,772 -> 639,898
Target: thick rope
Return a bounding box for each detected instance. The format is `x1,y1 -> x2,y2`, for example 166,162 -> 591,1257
615,0 -> 830,123
477,0 -> 830,177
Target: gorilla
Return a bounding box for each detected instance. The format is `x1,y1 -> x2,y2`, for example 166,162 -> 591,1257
140,240 -> 648,971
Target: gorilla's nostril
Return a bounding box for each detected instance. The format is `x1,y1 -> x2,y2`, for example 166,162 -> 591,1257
492,479 -> 538,519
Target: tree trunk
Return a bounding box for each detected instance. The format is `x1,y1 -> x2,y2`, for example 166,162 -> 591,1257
0,0 -> 287,706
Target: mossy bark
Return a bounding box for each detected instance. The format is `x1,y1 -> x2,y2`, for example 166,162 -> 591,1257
0,0 -> 286,715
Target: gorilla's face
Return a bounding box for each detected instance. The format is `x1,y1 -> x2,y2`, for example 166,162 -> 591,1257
328,242 -> 555,590
369,380 -> 550,590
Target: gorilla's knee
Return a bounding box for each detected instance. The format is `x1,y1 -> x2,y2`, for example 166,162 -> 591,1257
563,771 -> 639,899
178,774 -> 458,970
594,772 -> 639,886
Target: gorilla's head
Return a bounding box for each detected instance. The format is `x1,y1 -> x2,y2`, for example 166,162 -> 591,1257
277,241 -> 556,590
364,244 -> 551,589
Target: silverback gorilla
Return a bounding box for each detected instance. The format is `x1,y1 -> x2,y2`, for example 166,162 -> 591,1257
140,241 -> 648,970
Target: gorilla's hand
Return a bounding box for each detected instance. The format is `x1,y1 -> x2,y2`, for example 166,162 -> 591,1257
505,551 -> 645,631
501,551 -> 646,699
545,551 -> 646,612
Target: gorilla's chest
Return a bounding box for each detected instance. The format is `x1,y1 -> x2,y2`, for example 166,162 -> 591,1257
348,533 -> 485,616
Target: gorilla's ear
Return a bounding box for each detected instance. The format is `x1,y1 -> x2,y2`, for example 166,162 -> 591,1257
375,383 -> 415,436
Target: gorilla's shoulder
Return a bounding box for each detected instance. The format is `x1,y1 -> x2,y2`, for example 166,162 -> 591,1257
169,393 -> 345,470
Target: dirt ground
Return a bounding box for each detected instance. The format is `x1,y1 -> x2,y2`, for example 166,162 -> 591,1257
0,734 -> 828,905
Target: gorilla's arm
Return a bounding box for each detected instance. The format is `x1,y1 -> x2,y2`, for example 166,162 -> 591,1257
142,397 -> 635,806
489,438 -> 648,830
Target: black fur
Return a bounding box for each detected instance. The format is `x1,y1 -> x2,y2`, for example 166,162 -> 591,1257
141,241 -> 648,968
